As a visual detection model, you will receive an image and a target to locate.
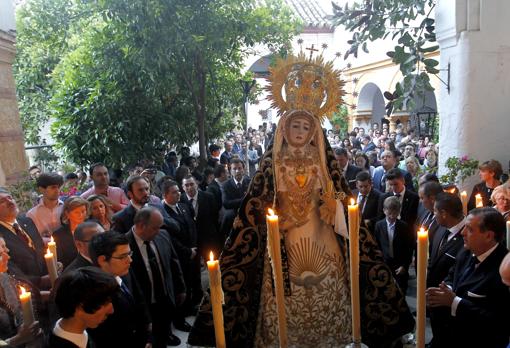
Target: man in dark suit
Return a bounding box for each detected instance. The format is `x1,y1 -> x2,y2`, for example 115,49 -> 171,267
126,207 -> 186,347
427,208 -> 510,348
372,150 -> 414,192
0,188 -> 50,290
180,175 -> 222,260
63,221 -> 103,274
355,171 -> 382,232
334,147 -> 362,191
88,232 -> 151,348
417,181 -> 444,249
220,141 -> 234,168
221,158 -> 250,238
374,196 -> 414,295
112,176 -> 151,233
377,168 -> 419,230
207,165 -> 228,210
161,180 -> 201,323
426,192 -> 466,346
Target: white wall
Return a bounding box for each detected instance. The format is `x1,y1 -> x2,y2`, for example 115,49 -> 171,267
0,0 -> 15,33
436,0 -> 510,190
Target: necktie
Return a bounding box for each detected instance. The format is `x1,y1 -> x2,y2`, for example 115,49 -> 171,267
237,181 -> 242,190
120,281 -> 134,302
388,223 -> 395,258
458,255 -> 480,285
12,223 -> 32,248
143,241 -> 165,302
439,230 -> 451,251
359,195 -> 367,216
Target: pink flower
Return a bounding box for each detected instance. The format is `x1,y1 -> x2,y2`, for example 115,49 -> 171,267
461,155 -> 468,162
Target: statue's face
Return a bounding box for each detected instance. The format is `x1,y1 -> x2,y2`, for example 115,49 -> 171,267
287,117 -> 312,146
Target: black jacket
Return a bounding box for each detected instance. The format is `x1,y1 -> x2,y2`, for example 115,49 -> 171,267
0,216 -> 47,288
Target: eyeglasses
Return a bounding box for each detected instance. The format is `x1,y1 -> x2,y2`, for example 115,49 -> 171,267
110,251 -> 133,260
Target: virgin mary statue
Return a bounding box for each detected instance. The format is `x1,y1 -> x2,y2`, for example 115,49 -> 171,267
188,53 -> 414,348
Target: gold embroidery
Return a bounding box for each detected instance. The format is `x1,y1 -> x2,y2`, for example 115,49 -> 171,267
288,238 -> 330,292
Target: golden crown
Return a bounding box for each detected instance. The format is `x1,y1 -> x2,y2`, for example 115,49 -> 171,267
266,49 -> 345,122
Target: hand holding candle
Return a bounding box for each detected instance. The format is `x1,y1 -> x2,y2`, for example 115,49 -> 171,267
266,209 -> 288,348
347,199 -> 361,344
44,248 -> 58,287
416,227 -> 429,348
207,252 -> 225,348
19,286 -> 35,326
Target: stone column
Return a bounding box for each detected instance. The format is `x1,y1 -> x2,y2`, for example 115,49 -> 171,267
436,1 -> 510,191
352,110 -> 372,130
0,31 -> 28,185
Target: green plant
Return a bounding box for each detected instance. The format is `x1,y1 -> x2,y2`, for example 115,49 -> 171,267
6,173 -> 38,213
440,156 -> 479,185
330,105 -> 349,136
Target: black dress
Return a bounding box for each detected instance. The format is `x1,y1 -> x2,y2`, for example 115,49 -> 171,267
52,224 -> 78,269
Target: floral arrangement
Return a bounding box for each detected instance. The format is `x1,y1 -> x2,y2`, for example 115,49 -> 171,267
440,155 -> 479,184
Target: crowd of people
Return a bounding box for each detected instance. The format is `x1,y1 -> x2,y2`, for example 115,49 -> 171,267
0,120 -> 508,347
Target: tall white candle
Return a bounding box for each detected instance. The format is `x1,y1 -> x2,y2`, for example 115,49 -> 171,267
44,248 -> 58,287
506,221 -> 510,251
207,251 -> 225,348
266,208 -> 288,348
347,198 -> 361,344
19,286 -> 35,326
416,227 -> 429,348
460,191 -> 468,216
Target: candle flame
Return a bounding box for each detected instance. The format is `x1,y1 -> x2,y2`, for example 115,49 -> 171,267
268,208 -> 275,217
209,251 -> 214,262
20,286 -> 27,296
50,236 -> 54,243
461,190 -> 467,196
45,248 -> 52,256
475,194 -> 481,199
350,198 -> 355,206
448,188 -> 455,194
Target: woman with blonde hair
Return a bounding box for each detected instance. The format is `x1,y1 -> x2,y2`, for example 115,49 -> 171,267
490,185 -> 510,221
53,196 -> 89,268
87,194 -> 113,230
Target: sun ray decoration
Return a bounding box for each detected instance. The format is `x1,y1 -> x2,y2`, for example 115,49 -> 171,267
266,51 -> 345,122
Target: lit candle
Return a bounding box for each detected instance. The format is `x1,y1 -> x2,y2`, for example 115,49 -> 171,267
206,252 -> 225,348
266,209 -> 288,348
506,221 -> 510,251
416,227 -> 429,348
347,198 -> 361,344
48,236 -> 58,269
460,191 -> 468,216
475,193 -> 483,208
44,248 -> 58,287
19,286 -> 35,326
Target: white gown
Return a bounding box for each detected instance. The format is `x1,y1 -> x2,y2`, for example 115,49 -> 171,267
254,144 -> 352,347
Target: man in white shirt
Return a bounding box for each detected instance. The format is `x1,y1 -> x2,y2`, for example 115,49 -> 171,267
50,267 -> 118,348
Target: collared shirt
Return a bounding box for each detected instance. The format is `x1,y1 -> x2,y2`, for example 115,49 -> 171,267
132,229 -> 164,303
53,319 -> 88,348
446,218 -> 465,242
26,199 -> 64,236
385,219 -> 396,258
79,252 -> 93,264
233,177 -> 243,187
163,201 -> 179,215
80,186 -> 129,210
341,162 -> 349,174
130,200 -> 144,211
451,243 -> 499,316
